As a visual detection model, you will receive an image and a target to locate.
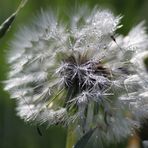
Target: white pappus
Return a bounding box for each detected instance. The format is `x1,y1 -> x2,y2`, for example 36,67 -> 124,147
4,6 -> 148,147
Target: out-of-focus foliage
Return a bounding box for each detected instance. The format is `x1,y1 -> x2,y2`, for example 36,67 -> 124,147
0,0 -> 148,148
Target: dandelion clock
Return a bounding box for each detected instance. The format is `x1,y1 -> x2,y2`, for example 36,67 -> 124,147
4,6 -> 148,148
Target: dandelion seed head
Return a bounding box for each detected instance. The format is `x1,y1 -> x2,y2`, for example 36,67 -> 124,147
4,6 -> 148,147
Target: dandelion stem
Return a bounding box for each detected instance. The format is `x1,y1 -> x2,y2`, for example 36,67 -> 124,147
66,125 -> 76,148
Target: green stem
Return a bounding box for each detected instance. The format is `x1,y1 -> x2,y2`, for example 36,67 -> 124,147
66,125 -> 76,148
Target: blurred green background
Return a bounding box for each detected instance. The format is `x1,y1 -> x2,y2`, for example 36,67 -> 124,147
0,0 -> 148,148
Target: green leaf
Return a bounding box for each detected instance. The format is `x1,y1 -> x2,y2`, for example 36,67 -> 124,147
74,128 -> 96,148
0,0 -> 28,39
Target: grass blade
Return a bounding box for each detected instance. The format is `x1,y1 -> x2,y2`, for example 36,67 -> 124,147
74,128 -> 96,148
0,0 -> 28,38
